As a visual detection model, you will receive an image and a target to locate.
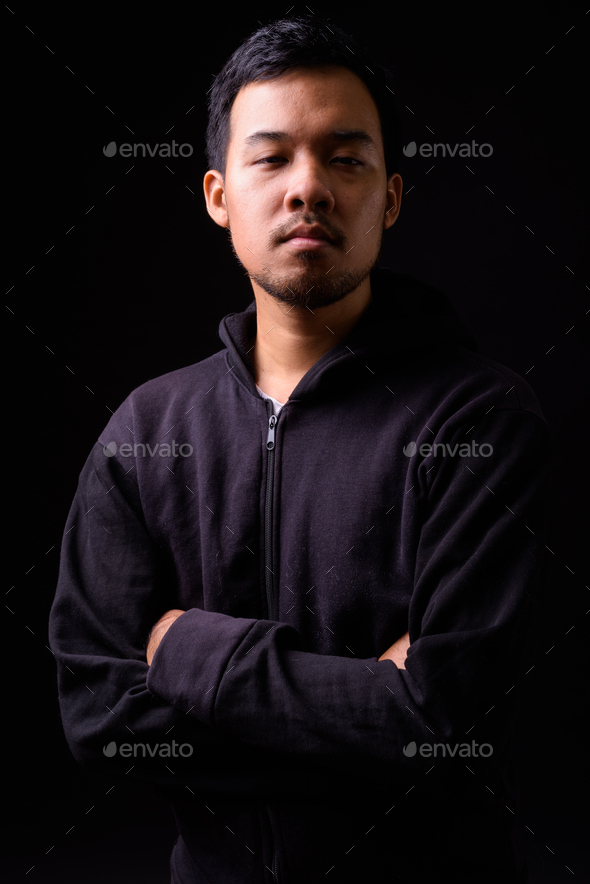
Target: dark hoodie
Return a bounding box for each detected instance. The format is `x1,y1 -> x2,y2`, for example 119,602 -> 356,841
49,266 -> 553,883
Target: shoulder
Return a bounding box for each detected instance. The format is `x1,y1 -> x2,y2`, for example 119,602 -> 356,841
99,349 -> 228,442
445,347 -> 547,421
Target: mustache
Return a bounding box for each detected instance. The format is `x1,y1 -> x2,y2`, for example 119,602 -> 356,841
268,215 -> 346,249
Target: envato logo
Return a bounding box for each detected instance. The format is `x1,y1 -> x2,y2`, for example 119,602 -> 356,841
403,140 -> 493,158
103,140 -> 193,158
403,441 -> 493,457
403,740 -> 493,758
103,440 -> 193,458
103,740 -> 193,758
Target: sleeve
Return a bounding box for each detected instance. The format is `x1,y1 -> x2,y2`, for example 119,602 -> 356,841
146,407 -> 554,787
48,442 -> 354,797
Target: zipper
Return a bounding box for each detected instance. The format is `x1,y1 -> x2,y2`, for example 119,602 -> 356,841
263,402 -> 282,882
264,802 -> 282,882
264,406 -> 279,621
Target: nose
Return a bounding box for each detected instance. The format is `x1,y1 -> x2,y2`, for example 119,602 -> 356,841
283,156 -> 336,215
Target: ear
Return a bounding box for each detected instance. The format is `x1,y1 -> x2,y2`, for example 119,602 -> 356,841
384,172 -> 403,230
203,170 -> 229,228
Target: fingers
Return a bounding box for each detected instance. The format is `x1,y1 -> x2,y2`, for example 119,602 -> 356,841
378,630 -> 410,667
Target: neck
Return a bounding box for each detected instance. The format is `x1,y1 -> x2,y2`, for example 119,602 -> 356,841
251,277 -> 373,402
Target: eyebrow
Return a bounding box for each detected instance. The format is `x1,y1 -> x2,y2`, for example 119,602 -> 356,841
243,129 -> 378,154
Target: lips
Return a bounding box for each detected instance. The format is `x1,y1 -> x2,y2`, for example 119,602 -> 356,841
283,225 -> 332,243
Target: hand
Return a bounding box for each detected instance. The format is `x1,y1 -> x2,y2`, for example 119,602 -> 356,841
378,630 -> 410,669
146,608 -> 186,666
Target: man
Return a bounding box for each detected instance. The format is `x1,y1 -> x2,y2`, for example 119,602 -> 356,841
49,15 -> 553,883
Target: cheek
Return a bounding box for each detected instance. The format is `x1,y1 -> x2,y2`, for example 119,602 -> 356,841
352,191 -> 386,243
362,188 -> 386,219
227,182 -> 272,235
225,184 -> 278,263
342,183 -> 384,220
349,196 -> 385,237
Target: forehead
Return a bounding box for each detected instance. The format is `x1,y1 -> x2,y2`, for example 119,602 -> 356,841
227,65 -> 383,154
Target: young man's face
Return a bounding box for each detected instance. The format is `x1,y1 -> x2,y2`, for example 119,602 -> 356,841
204,64 -> 401,311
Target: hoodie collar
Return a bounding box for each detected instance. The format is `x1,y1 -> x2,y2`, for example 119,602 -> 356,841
217,265 -> 478,403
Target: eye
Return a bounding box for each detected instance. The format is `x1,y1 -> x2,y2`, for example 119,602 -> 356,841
254,156 -> 363,166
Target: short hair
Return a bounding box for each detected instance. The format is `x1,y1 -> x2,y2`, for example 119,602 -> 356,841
205,15 -> 403,181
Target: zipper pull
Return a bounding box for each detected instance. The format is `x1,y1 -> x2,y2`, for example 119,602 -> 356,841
267,414 -> 277,450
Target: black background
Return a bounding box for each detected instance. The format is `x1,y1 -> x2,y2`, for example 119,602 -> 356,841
5,2 -> 589,882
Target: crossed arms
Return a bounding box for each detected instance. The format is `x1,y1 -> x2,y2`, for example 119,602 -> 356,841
49,405 -> 552,791
146,609 -> 410,669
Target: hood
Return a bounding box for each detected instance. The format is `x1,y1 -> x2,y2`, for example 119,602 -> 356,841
217,264 -> 478,403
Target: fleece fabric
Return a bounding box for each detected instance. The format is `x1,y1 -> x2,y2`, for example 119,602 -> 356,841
49,265 -> 553,883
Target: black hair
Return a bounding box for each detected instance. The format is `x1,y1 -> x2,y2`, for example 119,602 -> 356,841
205,15 -> 402,180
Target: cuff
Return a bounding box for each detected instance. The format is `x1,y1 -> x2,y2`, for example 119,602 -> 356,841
146,607 -> 256,726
